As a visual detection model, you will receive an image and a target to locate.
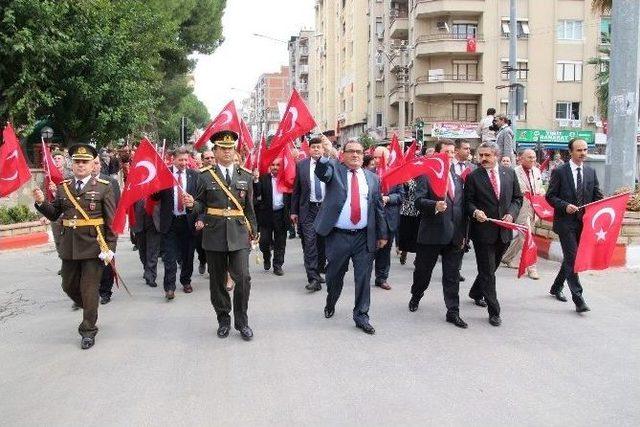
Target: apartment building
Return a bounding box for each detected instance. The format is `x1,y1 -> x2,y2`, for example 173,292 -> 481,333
288,31 -> 314,105
248,66 -> 291,138
370,0 -> 605,144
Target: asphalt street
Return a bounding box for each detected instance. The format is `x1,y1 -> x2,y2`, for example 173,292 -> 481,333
1,237 -> 639,426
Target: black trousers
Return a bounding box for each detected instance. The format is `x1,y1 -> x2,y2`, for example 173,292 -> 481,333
143,226 -> 162,287
195,231 -> 206,266
325,228 -> 373,326
61,259 -> 102,338
411,243 -> 463,314
162,215 -> 194,291
259,208 -> 287,268
99,264 -> 114,298
551,224 -> 584,302
300,203 -> 326,282
206,249 -> 251,329
374,235 -> 394,285
469,240 -> 509,317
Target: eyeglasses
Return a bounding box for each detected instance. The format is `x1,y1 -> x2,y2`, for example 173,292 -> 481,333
344,149 -> 364,155
203,157 -> 214,160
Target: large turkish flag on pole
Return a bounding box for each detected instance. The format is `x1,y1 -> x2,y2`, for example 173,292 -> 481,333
194,101 -> 242,149
276,144 -> 296,194
387,133 -> 404,168
381,153 -> 450,198
0,123 -> 32,198
112,138 -> 175,234
574,192 -> 631,272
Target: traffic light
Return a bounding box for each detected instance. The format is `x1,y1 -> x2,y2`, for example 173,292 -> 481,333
415,119 -> 424,143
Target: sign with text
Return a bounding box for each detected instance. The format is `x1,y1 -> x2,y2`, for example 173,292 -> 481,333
431,121 -> 479,139
516,129 -> 595,145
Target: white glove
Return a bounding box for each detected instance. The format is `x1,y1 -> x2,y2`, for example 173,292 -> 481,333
99,250 -> 115,265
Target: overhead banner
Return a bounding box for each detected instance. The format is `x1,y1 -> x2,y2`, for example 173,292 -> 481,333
431,121 -> 480,139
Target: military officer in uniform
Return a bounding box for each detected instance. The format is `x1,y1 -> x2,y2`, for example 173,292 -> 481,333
33,144 -> 118,350
184,130 -> 258,341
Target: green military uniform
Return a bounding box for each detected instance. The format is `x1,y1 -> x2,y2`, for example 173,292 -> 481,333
35,144 -> 117,347
192,131 -> 258,338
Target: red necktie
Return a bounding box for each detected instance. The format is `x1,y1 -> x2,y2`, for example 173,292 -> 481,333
350,170 -> 361,224
176,170 -> 184,212
489,169 -> 500,199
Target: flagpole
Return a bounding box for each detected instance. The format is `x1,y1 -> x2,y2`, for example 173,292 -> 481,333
577,191 -> 632,210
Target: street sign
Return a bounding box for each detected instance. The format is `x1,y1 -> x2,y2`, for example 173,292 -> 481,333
516,129 -> 595,145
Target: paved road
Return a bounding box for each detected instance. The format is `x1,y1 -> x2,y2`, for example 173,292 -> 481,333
1,237 -> 639,426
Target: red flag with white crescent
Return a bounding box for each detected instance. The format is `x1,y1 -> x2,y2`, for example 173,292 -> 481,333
194,101 -> 242,149
574,193 -> 631,272
489,218 -> 538,278
112,138 -> 175,234
525,192 -> 554,221
41,140 -> 64,200
276,144 -> 296,193
239,118 -> 254,152
0,123 -> 32,198
387,133 -> 403,168
403,139 -> 418,163
382,153 -> 450,198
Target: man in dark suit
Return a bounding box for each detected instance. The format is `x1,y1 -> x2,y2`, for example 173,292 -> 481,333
314,137 -> 388,334
154,147 -> 199,300
254,158 -> 291,276
409,140 -> 468,328
195,150 -> 215,275
452,139 -> 476,283
546,138 -> 603,311
291,136 -> 326,291
465,141 -> 522,326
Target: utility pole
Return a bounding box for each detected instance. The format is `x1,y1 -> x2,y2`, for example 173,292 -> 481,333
604,0 -> 640,194
389,40 -> 409,141
508,0 -> 518,135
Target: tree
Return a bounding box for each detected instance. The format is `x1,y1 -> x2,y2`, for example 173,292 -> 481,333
592,0 -> 612,14
587,36 -> 610,118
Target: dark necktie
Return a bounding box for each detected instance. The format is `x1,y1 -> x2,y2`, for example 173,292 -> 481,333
350,170 -> 361,225
525,168 -> 534,193
314,163 -> 322,201
75,180 -> 82,193
576,167 -> 584,206
176,170 -> 184,212
225,168 -> 231,186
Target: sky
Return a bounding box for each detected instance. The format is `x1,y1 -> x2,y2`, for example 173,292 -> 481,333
193,0 -> 316,118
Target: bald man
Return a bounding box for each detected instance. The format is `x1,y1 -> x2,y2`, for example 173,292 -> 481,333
501,149 -> 543,279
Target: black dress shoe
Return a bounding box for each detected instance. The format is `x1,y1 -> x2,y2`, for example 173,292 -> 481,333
356,323 -> 375,334
273,266 -> 284,276
446,314 -> 468,329
198,262 -> 206,275
550,290 -> 567,302
399,252 -> 407,265
318,275 -> 326,284
474,298 -> 488,307
239,326 -> 254,341
71,303 -> 80,311
458,275 -> 466,282
408,297 -> 420,312
217,325 -> 230,338
324,306 -> 335,318
489,315 -> 502,326
100,295 -> 111,305
575,299 -> 591,313
305,280 -> 322,292
81,337 -> 95,350
147,281 -> 158,288
263,259 -> 271,271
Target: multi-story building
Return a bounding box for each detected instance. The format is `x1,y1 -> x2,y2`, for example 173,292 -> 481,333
373,0 -> 605,146
248,66 -> 291,138
288,30 -> 314,104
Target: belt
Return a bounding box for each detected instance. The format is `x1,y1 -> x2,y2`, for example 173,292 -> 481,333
310,201 -> 322,207
333,227 -> 366,234
62,218 -> 104,228
207,207 -> 244,217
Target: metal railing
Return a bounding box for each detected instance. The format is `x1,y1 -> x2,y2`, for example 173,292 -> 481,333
415,74 -> 483,83
416,33 -> 484,43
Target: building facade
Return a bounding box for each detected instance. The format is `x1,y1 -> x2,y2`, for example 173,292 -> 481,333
288,30 -> 314,104
247,66 -> 291,138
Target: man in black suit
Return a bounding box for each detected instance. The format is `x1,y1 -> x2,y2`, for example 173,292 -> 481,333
409,140 -> 468,328
452,139 -> 476,283
314,137 -> 388,335
465,141 -> 522,326
154,147 -> 199,300
254,158 -> 291,276
291,136 -> 326,291
546,138 -> 603,311
195,150 -> 215,275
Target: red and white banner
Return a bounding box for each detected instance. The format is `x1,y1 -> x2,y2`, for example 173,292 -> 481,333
525,192 -> 554,221
0,123 -> 32,198
489,218 -> 538,278
381,153 -> 450,198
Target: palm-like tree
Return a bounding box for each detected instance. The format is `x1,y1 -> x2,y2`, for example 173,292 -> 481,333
592,0 -> 612,14
587,36 -> 610,118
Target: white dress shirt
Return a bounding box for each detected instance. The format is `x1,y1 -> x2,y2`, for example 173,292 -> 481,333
309,158 -> 326,202
173,166 -> 186,216
569,159 -> 584,190
73,175 -> 92,192
271,175 -> 284,210
452,159 -> 467,176
335,167 -> 369,230
218,164 -> 234,182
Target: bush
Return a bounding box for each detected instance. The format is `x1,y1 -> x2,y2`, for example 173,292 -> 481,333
0,205 -> 40,225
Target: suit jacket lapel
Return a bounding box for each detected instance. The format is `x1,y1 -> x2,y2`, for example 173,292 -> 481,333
499,166 -> 508,202
565,163 -> 578,200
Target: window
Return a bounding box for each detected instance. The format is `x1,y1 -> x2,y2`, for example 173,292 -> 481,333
375,80 -> 384,97
376,113 -> 383,128
557,20 -> 583,41
452,61 -> 479,80
500,60 -> 528,80
500,100 -> 527,120
452,101 -> 478,122
451,23 -> 478,39
555,102 -> 580,120
557,61 -> 582,82
501,19 -> 530,38
600,17 -> 611,43
375,18 -> 384,39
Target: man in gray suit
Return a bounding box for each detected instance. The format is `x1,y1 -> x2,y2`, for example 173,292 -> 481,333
314,137 -> 388,335
495,114 -> 515,166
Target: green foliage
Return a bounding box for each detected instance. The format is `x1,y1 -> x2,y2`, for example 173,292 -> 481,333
0,0 -> 225,144
587,35 -> 610,118
0,205 -> 39,225
358,133 -> 376,149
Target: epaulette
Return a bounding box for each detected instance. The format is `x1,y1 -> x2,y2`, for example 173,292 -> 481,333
61,179 -> 72,184
199,165 -> 212,173
239,166 -> 252,174
96,178 -> 110,185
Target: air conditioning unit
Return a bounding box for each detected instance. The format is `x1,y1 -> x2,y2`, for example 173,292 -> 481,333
436,21 -> 450,32
586,115 -> 597,124
571,120 -> 581,128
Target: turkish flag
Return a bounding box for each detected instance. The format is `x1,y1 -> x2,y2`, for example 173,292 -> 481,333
41,140 -> 64,201
489,219 -> 538,278
276,144 -> 296,193
460,166 -> 472,182
574,192 -> 631,272
112,138 -> 175,234
403,139 -> 418,163
466,36 -> 477,53
539,151 -> 551,171
525,192 -> 554,221
239,118 -> 254,152
300,136 -> 310,157
194,101 -> 242,149
387,133 -> 404,168
381,153 -> 450,198
261,90 -> 316,173
0,123 -> 32,198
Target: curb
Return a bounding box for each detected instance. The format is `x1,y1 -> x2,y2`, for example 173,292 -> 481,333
0,232 -> 50,251
534,234 -> 640,269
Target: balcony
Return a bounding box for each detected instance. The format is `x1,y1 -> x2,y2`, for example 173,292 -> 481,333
415,0 -> 485,18
414,33 -> 484,57
299,64 -> 309,75
389,8 -> 409,39
389,85 -> 405,106
296,82 -> 308,93
299,46 -> 309,57
415,74 -> 484,97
